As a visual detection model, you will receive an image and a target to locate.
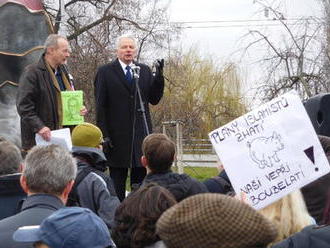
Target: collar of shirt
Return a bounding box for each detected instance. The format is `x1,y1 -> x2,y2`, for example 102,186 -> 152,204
118,59 -> 133,73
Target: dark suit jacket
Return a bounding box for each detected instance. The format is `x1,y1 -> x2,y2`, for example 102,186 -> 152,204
94,59 -> 164,168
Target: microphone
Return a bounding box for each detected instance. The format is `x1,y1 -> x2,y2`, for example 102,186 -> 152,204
131,64 -> 141,79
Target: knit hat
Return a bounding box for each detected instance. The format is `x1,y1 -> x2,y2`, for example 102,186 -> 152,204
156,193 -> 278,248
71,123 -> 103,148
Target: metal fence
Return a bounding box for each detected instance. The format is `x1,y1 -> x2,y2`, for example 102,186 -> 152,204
162,121 -> 218,170
182,139 -> 218,167
183,138 -> 214,154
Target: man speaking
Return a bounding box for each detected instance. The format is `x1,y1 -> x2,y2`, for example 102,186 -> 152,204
94,34 -> 164,201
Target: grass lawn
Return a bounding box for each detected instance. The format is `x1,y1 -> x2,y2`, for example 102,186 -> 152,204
173,166 -> 218,181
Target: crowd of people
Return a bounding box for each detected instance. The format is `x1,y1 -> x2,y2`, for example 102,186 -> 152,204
1,33 -> 330,248
2,128 -> 330,248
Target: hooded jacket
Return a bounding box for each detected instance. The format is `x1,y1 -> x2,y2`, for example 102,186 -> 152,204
71,146 -> 120,229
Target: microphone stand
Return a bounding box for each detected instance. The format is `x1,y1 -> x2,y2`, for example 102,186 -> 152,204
132,66 -> 150,136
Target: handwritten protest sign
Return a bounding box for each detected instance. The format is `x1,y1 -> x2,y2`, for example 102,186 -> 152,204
209,90 -> 330,209
61,90 -> 84,126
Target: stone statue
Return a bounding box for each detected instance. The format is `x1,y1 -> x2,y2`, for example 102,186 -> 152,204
0,0 -> 52,147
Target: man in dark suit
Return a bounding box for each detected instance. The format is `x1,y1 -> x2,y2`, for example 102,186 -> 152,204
94,35 -> 164,201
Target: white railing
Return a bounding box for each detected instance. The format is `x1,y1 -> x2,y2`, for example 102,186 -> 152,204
162,120 -> 218,170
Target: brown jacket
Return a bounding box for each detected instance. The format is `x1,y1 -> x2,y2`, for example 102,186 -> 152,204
16,55 -> 63,150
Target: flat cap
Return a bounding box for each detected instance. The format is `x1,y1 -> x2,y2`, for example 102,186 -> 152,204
156,193 -> 277,248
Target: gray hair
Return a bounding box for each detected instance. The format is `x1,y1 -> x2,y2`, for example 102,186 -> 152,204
115,34 -> 138,50
23,145 -> 77,195
44,34 -> 67,52
0,140 -> 22,175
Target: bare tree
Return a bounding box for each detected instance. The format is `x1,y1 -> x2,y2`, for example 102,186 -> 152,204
242,0 -> 326,102
43,0 -> 179,59
320,0 -> 330,89
42,0 -> 180,123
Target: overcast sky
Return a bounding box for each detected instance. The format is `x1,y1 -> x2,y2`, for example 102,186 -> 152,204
169,0 -> 322,59
168,0 -> 323,103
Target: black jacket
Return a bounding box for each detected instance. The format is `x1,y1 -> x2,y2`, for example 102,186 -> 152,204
301,135 -> 330,223
272,225 -> 330,248
94,59 -> 164,168
0,194 -> 64,248
0,173 -> 26,220
143,171 -> 209,202
203,170 -> 234,195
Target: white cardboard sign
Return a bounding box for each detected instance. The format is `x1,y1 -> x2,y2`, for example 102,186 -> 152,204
209,91 -> 330,209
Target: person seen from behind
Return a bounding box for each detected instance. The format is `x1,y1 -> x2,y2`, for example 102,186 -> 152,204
156,193 -> 278,248
141,133 -> 208,202
0,144 -> 76,248
259,190 -> 314,246
69,122 -> 120,229
112,183 -> 176,248
0,138 -> 26,220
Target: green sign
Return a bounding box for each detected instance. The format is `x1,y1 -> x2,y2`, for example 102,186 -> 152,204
61,90 -> 84,126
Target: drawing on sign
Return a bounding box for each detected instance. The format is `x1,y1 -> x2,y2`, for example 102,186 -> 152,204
67,97 -> 81,121
247,132 -> 284,169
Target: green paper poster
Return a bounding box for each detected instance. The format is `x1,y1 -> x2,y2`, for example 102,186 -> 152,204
61,90 -> 84,126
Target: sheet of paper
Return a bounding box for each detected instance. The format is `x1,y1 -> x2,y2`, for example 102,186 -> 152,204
35,128 -> 72,151
209,90 -> 330,209
61,90 -> 84,126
